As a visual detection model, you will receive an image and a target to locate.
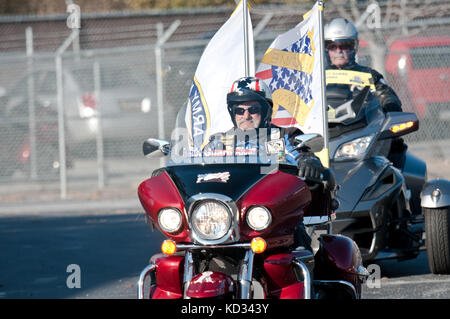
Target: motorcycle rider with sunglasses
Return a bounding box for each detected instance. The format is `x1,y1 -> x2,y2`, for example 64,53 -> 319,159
206,76 -> 333,251
207,76 -> 325,178
325,18 -> 407,169
325,18 -> 402,112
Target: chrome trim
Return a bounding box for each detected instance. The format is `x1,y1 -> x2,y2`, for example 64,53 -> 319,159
303,216 -> 329,226
137,263 -> 156,299
143,138 -> 170,157
157,208 -> 183,234
292,259 -> 311,299
186,193 -> 240,245
313,280 -> 358,299
356,265 -> 370,279
238,250 -> 255,299
246,206 -> 272,231
295,251 -> 315,273
177,243 -> 251,250
178,244 -> 252,299
183,251 -> 194,299
421,179 -> 450,208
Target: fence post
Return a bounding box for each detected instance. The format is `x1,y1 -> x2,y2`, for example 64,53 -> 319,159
55,54 -> 67,199
155,20 -> 180,166
93,60 -> 105,189
26,26 -> 37,180
55,29 -> 79,199
155,23 -> 165,143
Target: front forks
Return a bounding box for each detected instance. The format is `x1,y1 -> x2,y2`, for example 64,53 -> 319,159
181,249 -> 255,299
238,250 -> 255,299
137,248 -> 312,299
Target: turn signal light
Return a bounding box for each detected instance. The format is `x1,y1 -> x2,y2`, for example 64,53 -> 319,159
390,121 -> 414,133
251,237 -> 267,254
161,239 -> 177,255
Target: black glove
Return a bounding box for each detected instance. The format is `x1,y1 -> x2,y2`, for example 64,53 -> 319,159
296,152 -> 324,181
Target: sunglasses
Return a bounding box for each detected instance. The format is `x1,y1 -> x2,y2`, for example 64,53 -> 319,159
233,105 -> 261,115
326,42 -> 354,51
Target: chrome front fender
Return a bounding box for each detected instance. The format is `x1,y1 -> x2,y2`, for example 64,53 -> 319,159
420,179 -> 450,208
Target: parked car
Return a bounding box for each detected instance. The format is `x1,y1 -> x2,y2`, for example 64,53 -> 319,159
0,94 -> 73,177
4,64 -> 160,149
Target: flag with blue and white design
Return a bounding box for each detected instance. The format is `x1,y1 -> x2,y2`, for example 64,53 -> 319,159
256,1 -> 329,166
185,0 -> 254,151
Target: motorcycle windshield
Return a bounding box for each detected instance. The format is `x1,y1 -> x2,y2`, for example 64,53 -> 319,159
164,131 -> 297,201
328,90 -> 385,139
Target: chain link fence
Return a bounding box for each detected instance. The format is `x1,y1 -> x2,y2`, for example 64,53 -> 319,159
0,3 -> 449,201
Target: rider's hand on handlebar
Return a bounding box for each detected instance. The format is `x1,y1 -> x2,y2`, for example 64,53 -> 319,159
296,152 -> 325,183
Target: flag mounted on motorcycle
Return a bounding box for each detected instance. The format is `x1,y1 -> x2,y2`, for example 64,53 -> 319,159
184,0 -> 255,151
255,1 -> 329,167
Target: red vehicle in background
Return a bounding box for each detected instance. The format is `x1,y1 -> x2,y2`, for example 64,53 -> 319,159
359,36 -> 450,122
386,36 -> 450,121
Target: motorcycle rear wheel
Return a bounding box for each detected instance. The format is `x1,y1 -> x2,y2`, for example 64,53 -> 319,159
424,206 -> 450,274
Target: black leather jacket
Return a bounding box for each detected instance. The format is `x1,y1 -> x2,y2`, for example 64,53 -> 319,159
326,63 -> 403,113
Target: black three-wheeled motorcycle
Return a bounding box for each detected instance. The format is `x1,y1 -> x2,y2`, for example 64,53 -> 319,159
323,82 -> 450,274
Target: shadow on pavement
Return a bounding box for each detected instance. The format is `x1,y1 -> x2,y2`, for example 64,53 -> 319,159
372,250 -> 431,278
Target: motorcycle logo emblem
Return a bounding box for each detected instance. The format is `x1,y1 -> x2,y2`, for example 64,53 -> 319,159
196,172 -> 230,183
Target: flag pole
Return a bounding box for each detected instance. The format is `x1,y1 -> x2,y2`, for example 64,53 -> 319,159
243,0 -> 250,76
317,0 -> 329,168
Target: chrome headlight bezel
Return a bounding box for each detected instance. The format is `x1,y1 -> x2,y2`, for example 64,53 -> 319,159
246,206 -> 272,231
158,208 -> 183,233
188,194 -> 238,245
334,135 -> 374,162
191,200 -> 232,242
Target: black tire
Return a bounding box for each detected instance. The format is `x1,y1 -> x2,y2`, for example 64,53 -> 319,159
424,206 -> 450,274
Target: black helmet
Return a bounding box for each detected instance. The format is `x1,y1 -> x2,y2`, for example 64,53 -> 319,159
226,76 -> 273,128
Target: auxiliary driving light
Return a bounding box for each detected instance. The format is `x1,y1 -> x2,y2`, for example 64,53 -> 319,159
158,208 -> 183,233
246,206 -> 272,231
161,239 -> 177,255
251,237 -> 267,254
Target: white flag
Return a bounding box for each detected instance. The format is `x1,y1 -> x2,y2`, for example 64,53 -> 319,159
256,1 -> 329,166
185,0 -> 254,150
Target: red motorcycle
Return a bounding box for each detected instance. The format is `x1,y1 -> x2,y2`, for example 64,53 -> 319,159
137,132 -> 368,299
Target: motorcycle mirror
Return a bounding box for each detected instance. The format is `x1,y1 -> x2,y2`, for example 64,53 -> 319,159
294,133 -> 324,153
143,138 -> 171,157
378,112 -> 419,140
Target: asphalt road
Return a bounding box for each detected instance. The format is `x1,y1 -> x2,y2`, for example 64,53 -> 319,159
1,209 -> 449,299
0,209 -> 162,299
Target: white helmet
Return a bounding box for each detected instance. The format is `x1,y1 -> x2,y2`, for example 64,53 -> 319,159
324,18 -> 359,52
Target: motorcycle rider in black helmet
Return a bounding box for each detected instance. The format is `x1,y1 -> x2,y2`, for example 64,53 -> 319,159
324,18 -> 407,168
206,76 -> 334,251
207,76 -> 325,181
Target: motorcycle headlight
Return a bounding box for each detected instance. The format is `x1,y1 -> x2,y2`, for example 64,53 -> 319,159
334,135 -> 374,161
246,206 -> 272,231
158,208 -> 183,233
191,200 -> 232,241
